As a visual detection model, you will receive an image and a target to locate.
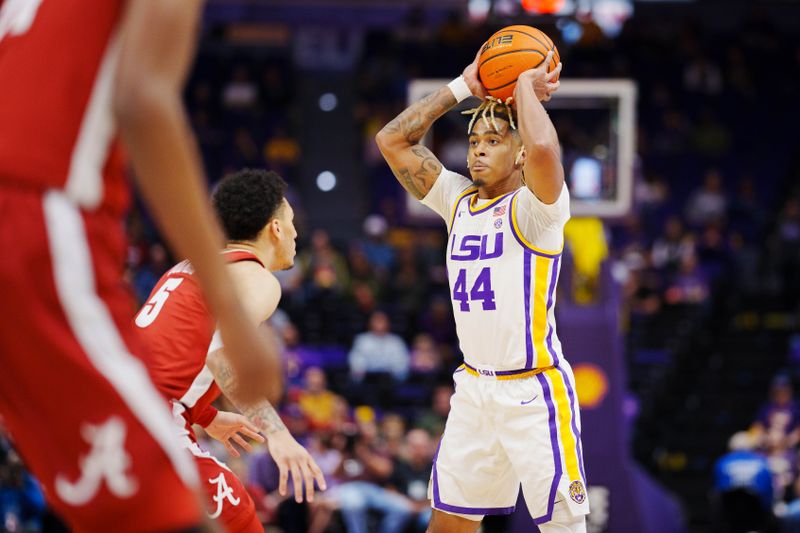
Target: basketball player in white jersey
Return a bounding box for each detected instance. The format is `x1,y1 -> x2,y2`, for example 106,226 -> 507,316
375,51 -> 588,533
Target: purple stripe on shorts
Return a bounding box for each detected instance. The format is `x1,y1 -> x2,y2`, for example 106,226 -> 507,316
544,256 -> 560,367
532,372 -> 562,525
558,366 -> 586,481
431,440 -> 516,516
524,250 -> 534,369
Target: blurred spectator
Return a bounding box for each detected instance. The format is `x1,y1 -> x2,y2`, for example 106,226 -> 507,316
712,432 -> 776,532
388,429 -> 435,531
380,414 -> 407,459
296,367 -> 344,432
0,452 -> 46,532
349,311 -> 410,383
414,385 -> 454,438
683,55 -> 723,95
330,417 -> 413,533
296,229 -> 351,295
651,216 -> 693,273
749,375 -> 800,453
409,334 -> 443,375
685,168 -> 728,227
663,253 -> 710,306
132,242 -> 170,304
222,65 -> 258,109
361,215 -> 395,275
263,127 -> 300,178
387,244 -> 428,319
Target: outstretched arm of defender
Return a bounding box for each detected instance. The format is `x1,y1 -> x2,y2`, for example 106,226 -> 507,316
205,264 -> 326,503
514,51 -> 564,204
376,51 -> 488,199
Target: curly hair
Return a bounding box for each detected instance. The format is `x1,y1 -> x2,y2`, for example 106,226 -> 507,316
212,168 -> 288,242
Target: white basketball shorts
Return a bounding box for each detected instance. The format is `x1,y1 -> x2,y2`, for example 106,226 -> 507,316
429,360 -> 589,525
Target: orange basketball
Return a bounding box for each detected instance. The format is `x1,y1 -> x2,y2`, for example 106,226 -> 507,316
478,25 -> 560,101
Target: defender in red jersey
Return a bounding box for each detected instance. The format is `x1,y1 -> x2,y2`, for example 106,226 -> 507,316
136,170 -> 326,532
0,1 -> 281,531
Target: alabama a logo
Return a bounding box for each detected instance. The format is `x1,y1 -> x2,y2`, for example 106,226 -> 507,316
55,417 -> 138,505
569,480 -> 587,504
208,472 -> 240,519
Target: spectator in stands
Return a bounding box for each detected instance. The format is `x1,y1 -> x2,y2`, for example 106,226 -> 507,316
222,65 -> 258,109
750,374 -> 800,453
409,333 -> 443,375
263,126 -> 301,179
388,429 -> 435,531
651,216 -> 694,274
415,385 -> 454,439
330,414 -> 413,533
0,422 -> 46,533
685,168 -> 728,227
349,311 -> 410,383
712,432 -> 776,532
380,413 -> 407,459
296,367 -> 344,432
361,214 -> 395,277
132,242 -> 170,304
664,252 -> 710,306
296,229 -> 351,296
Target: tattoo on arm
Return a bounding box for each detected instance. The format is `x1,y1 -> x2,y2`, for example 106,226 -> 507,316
391,145 -> 443,200
383,90 -> 455,144
379,87 -> 455,199
208,350 -> 287,434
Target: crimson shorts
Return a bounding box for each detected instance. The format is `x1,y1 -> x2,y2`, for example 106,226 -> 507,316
186,439 -> 261,533
0,187 -> 201,532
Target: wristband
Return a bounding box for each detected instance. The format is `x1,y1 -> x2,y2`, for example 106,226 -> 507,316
447,76 -> 473,103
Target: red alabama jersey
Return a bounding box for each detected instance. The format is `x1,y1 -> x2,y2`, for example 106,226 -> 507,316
0,0 -> 129,214
135,250 -> 265,426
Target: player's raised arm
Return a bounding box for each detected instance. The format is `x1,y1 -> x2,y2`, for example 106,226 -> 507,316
513,51 -> 564,204
113,0 -> 281,404
375,51 -> 488,200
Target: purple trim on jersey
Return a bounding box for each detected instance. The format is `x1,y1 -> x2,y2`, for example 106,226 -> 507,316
559,366 -> 586,481
544,256 -> 560,367
467,190 -> 515,216
431,441 -> 516,516
532,372 -> 562,525
523,250 -> 534,369
507,190 -> 563,259
448,189 -> 478,233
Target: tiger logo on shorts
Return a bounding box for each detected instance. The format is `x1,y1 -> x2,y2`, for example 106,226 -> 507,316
568,480 -> 586,504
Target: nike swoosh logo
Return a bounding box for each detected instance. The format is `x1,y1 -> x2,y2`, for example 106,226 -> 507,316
520,395 -> 538,405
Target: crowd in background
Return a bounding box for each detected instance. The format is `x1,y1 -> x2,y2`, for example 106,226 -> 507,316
2,5 -> 799,532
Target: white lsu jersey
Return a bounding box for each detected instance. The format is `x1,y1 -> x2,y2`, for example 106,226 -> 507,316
422,168 -> 571,371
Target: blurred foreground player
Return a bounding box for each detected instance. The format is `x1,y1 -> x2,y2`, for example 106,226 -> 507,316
136,170 -> 326,532
0,1 -> 281,531
376,49 -> 588,532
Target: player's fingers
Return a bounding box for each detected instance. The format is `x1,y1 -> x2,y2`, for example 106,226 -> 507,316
232,433 -> 253,453
278,462 -> 289,497
242,418 -> 265,442
309,458 -> 327,491
239,426 -> 265,443
547,81 -> 560,92
225,440 -> 240,458
301,462 -> 316,502
541,50 -> 554,69
546,62 -> 562,81
290,461 -> 304,503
